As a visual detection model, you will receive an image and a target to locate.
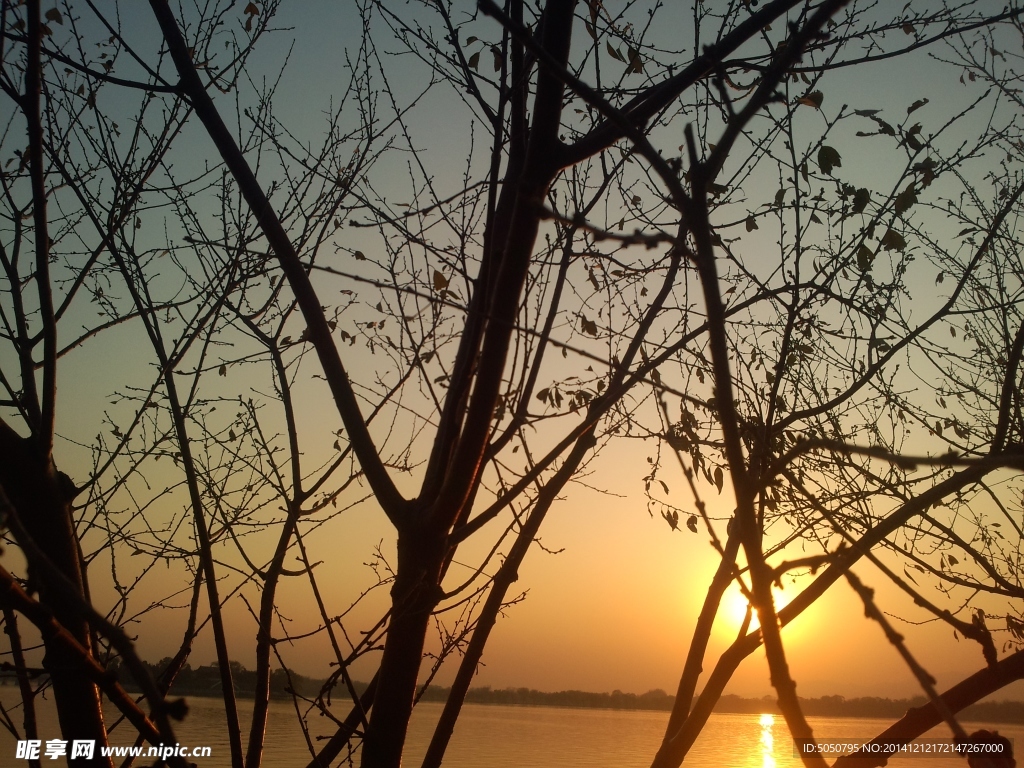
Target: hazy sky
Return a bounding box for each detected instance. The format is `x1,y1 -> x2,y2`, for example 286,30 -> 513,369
194,3 -> 1021,700
5,0 -> 1022,711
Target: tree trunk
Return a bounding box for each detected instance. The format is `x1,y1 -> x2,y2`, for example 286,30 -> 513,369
360,530 -> 446,768
0,424 -> 112,767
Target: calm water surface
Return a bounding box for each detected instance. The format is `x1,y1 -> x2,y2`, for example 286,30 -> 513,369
2,688 -> 1021,767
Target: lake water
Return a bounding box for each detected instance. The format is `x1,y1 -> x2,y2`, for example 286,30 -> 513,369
2,689 -> 1021,767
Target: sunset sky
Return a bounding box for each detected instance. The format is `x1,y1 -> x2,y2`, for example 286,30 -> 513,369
161,3 -> 1023,701
4,0 -> 1023,720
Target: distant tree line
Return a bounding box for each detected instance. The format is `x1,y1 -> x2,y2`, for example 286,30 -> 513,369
418,687 -> 1024,724
715,694 -> 1024,725
418,685 -> 677,711
108,657 -> 323,701
108,658 -> 1024,726
100,652 -> 1024,735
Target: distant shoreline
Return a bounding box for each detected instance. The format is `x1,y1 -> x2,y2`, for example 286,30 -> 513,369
30,657 -> 1015,724
3,676 -> 1022,726
77,664 -> 1024,725
417,687 -> 1024,725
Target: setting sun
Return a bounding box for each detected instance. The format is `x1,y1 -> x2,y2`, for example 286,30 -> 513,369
722,585 -> 793,632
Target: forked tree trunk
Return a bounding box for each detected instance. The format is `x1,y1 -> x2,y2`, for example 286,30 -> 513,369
360,4 -> 575,766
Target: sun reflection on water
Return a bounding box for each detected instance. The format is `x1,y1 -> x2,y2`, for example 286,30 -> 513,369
758,714 -> 777,768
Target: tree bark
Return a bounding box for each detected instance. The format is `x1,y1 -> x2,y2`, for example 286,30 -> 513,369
0,422 -> 112,767
360,527 -> 446,768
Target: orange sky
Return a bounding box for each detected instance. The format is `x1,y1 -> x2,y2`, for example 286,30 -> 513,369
101,439 -> 1020,702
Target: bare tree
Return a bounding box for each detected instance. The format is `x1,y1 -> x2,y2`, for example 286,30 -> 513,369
0,2 -> 350,766
3,1 -> 1024,768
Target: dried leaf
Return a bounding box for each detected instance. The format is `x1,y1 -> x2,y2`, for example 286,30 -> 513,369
606,41 -> 624,62
907,98 -> 929,115
880,228 -> 907,252
894,183 -> 917,216
627,46 -> 643,74
797,91 -> 824,109
856,244 -> 874,272
852,188 -> 870,214
817,145 -> 842,176
906,123 -> 924,151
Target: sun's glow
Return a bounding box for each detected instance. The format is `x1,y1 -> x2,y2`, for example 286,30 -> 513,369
722,585 -> 792,632
759,714 -> 775,727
